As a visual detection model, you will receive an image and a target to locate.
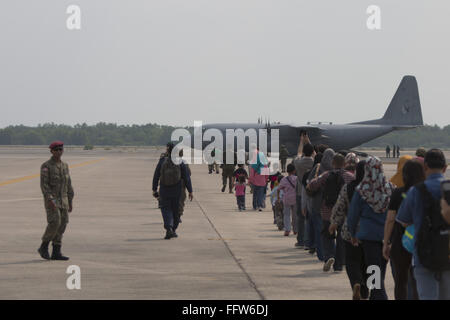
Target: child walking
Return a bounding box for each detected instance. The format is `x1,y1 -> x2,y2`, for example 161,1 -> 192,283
277,163 -> 298,236
270,175 -> 284,230
235,175 -> 247,211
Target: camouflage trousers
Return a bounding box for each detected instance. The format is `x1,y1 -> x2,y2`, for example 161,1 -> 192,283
222,175 -> 233,191
42,206 -> 69,245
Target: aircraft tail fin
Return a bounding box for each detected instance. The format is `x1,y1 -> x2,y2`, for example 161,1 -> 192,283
354,76 -> 423,127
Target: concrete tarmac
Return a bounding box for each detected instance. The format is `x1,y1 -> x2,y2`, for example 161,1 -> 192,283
0,146 -> 448,299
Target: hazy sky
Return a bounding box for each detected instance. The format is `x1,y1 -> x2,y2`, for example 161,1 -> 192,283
1,1 -> 449,128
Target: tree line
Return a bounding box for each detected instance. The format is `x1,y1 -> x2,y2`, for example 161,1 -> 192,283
361,124 -> 450,149
0,123 -> 185,146
0,123 -> 449,149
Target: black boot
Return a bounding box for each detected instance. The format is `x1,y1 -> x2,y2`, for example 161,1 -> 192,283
51,244 -> 69,260
38,241 -> 50,260
164,228 -> 174,239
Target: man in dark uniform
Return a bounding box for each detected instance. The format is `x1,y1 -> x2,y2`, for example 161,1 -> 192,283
152,142 -> 193,239
178,149 -> 191,221
38,141 -> 74,260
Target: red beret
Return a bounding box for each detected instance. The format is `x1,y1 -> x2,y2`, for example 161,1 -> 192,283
49,141 -> 64,149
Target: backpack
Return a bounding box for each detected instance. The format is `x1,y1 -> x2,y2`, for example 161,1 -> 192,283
160,157 -> 181,186
402,224 -> 415,254
323,170 -> 345,207
416,183 -> 450,272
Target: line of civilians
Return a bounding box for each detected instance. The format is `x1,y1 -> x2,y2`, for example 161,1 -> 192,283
285,136 -> 449,300
220,136 -> 449,300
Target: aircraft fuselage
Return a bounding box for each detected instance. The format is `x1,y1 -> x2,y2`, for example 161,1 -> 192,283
201,123 -> 399,156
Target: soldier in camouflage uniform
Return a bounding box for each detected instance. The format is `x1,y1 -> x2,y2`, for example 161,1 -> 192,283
279,144 -> 289,173
38,141 -> 74,260
221,149 -> 236,193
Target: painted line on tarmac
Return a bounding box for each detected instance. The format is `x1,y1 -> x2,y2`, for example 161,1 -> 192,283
194,198 -> 266,300
67,158 -> 106,169
0,198 -> 41,202
0,173 -> 41,187
0,158 -> 106,187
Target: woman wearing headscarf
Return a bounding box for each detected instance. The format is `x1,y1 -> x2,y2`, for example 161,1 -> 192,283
390,155 -> 413,188
330,160 -> 369,299
249,147 -> 269,211
306,148 -> 335,261
347,156 -> 394,300
415,147 -> 427,159
344,152 -> 359,174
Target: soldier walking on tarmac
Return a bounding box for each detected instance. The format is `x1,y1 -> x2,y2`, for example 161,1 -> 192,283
38,141 -> 74,260
221,149 -> 236,193
153,142 -> 193,239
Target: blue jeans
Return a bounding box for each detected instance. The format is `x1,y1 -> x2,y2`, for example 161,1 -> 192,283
283,204 -> 297,232
321,220 -> 345,270
413,265 -> 450,300
160,195 -> 180,231
296,195 -> 307,245
321,220 -> 335,260
262,183 -> 267,208
252,185 -> 265,209
309,209 -> 324,261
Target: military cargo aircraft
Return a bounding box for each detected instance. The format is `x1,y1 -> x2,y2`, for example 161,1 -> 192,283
202,75 -> 423,156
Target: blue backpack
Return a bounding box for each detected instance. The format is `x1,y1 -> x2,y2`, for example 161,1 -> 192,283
402,225 -> 415,254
